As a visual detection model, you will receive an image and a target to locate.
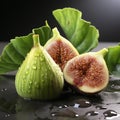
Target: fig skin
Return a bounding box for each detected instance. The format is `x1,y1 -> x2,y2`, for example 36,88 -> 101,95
15,34 -> 64,100
44,27 -> 79,71
63,48 -> 109,94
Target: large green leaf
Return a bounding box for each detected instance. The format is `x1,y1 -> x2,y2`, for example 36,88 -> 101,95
0,42 -> 22,74
0,26 -> 52,74
105,44 -> 120,77
11,33 -> 33,57
52,7 -> 99,53
33,26 -> 52,46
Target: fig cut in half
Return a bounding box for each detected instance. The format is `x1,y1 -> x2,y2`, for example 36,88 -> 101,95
44,27 -> 79,71
63,48 -> 109,94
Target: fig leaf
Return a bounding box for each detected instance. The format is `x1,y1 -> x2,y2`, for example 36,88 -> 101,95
0,26 -> 52,74
32,25 -> 52,46
52,7 -> 99,53
105,44 -> 120,77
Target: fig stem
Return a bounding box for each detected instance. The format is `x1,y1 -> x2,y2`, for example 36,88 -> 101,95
96,48 -> 108,57
52,27 -> 60,38
45,20 -> 50,27
33,34 -> 40,47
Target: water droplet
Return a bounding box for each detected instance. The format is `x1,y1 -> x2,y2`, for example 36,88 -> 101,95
35,82 -> 39,88
35,82 -> 37,85
73,103 -> 80,108
26,66 -> 30,70
74,99 -> 91,108
96,105 -> 107,110
29,81 -> 32,84
24,97 -> 31,100
22,75 -> 26,80
103,110 -> 117,119
25,71 -> 29,75
86,111 -> 99,116
111,84 -> 120,90
32,65 -> 37,70
75,114 -> 79,117
1,88 -> 7,92
28,86 -> 31,89
35,53 -> 40,57
58,104 -> 68,109
40,57 -> 44,62
51,113 -> 55,117
51,108 -> 78,118
5,114 -> 10,117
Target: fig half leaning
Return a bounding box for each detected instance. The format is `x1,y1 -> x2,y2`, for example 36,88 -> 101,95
63,48 -> 109,94
44,27 -> 79,71
15,34 -> 64,100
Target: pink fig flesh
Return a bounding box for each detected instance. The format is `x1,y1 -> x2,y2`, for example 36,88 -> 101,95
63,49 -> 109,94
45,39 -> 79,71
44,28 -> 79,71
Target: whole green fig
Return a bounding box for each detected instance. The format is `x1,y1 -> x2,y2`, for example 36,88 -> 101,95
15,34 -> 64,100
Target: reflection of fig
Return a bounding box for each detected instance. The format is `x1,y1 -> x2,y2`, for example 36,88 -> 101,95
44,27 -> 79,71
15,34 -> 64,100
63,48 -> 109,94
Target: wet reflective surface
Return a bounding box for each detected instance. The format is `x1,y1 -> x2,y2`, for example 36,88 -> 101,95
0,75 -> 120,120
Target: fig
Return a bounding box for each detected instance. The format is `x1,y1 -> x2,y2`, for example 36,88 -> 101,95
15,34 -> 64,100
44,27 -> 79,71
63,48 -> 109,94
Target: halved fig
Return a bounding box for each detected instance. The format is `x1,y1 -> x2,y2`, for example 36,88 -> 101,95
63,48 -> 109,94
44,27 -> 79,71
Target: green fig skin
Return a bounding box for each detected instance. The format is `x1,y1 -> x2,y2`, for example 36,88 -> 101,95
63,48 -> 109,94
15,34 -> 64,100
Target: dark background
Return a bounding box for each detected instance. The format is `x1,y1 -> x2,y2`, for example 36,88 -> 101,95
1,0 -> 120,42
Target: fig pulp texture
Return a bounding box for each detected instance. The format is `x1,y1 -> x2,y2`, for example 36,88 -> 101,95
44,27 -> 79,71
15,34 -> 64,100
63,48 -> 109,94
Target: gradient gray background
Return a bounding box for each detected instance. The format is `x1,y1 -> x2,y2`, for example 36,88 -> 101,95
1,0 -> 120,42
